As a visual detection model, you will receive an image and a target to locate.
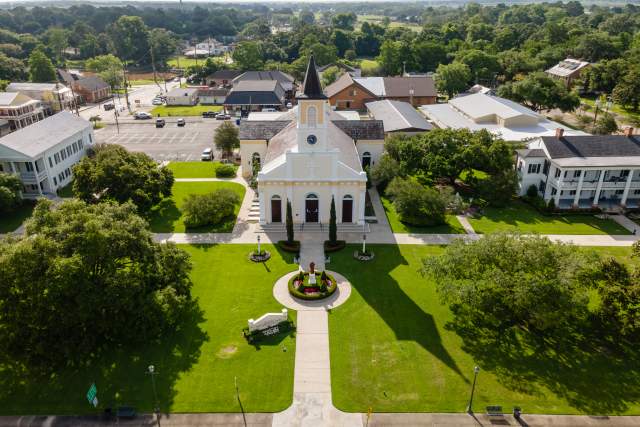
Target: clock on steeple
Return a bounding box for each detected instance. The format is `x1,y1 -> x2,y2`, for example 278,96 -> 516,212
296,55 -> 328,152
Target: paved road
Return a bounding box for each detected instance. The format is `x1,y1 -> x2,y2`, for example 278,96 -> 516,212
96,121 -> 222,162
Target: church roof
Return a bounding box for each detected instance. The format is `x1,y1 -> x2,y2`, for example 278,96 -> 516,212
239,120 -> 291,140
297,55 -> 327,100
333,120 -> 385,140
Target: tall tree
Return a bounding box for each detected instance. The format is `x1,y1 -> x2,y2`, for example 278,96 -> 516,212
85,54 -> 123,88
214,121 -> 240,159
613,67 -> 640,111
286,199 -> 294,244
73,144 -> 174,214
232,41 -> 263,71
331,13 -> 357,31
107,16 -> 150,63
149,28 -> 179,68
27,49 -> 56,82
497,72 -> 580,112
435,62 -> 471,98
0,199 -> 194,369
0,172 -> 22,212
329,196 -> 337,244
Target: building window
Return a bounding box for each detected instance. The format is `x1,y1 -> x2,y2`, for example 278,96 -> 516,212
61,150 -> 66,160
543,160 -> 550,175
53,177 -> 57,186
54,153 -> 60,164
72,142 -> 78,153
307,106 -> 317,127
616,189 -> 624,195
621,170 -> 630,179
527,163 -> 541,174
634,190 -> 640,195
573,170 -> 581,178
49,157 -> 53,168
551,188 -> 557,196
569,190 -> 576,196
67,146 -> 72,156
79,140 -> 84,149
25,162 -> 33,172
555,168 -> 561,178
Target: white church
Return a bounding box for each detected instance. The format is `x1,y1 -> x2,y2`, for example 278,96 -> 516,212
239,57 -> 385,226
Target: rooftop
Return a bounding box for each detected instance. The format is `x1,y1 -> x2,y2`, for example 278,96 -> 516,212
546,58 -> 590,78
541,135 -> 640,159
239,120 -> 291,140
167,87 -> 199,97
0,111 -> 91,158
76,75 -> 110,91
366,99 -> 432,133
7,82 -> 69,92
0,92 -> 38,107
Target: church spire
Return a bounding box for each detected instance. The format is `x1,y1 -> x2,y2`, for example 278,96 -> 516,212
297,55 -> 327,100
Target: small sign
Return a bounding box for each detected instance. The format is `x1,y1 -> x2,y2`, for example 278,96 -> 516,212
262,326 -> 280,336
86,383 -> 97,405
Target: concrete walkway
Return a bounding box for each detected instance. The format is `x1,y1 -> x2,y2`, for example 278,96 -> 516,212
610,214 -> 639,234
272,271 -> 360,427
298,233 -> 326,271
456,214 -> 477,234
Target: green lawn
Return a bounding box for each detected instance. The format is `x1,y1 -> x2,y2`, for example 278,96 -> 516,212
167,162 -> 238,179
57,182 -> 74,198
468,200 -> 630,235
329,244 -> 640,414
148,181 -> 245,233
381,196 -> 466,234
0,244 -> 297,414
358,59 -> 381,75
167,56 -> 201,69
151,105 -> 223,117
0,202 -> 35,233
581,96 -> 640,125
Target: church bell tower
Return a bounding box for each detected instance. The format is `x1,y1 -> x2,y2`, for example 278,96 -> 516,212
296,55 -> 329,153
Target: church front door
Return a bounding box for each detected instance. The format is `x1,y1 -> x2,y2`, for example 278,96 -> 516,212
305,199 -> 319,223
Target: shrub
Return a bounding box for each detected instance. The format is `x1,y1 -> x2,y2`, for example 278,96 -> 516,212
182,188 -> 240,228
547,198 -> 556,212
386,177 -> 447,226
324,240 -> 346,252
278,239 -> 300,252
526,184 -> 538,199
287,272 -> 338,300
0,172 -> 22,213
215,164 -> 236,178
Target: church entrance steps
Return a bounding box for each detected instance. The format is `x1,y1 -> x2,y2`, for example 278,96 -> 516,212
248,197 -> 260,223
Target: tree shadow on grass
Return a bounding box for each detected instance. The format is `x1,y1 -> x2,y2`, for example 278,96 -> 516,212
148,198 -> 181,232
333,244 -> 467,382
450,318 -> 640,414
0,301 -> 208,415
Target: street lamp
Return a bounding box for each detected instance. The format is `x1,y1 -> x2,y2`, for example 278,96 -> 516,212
362,234 -> 367,254
593,98 -> 602,131
147,365 -> 161,427
466,366 -> 480,413
257,235 -> 261,255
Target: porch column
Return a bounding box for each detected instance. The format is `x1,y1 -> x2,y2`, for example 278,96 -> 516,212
593,169 -> 606,206
258,190 -> 266,225
572,170 -> 584,207
554,173 -> 564,206
33,161 -> 42,196
358,187 -> 366,225
621,170 -> 635,207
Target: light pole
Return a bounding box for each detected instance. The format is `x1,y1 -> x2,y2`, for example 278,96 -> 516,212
593,98 -> 602,131
147,365 -> 161,427
466,366 -> 480,413
362,234 -> 366,254
257,235 -> 261,255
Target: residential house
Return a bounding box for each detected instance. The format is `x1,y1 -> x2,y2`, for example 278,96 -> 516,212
516,127 -> 640,210
72,76 -> 111,104
456,84 -> 495,97
419,93 -> 588,142
239,56 -> 384,225
224,80 -> 286,114
366,99 -> 432,135
198,88 -> 228,105
166,87 -> 199,106
0,92 -> 46,133
6,82 -> 75,114
546,58 -> 590,87
0,111 -> 93,197
205,70 -> 243,87
233,71 -> 296,100
324,74 -> 437,110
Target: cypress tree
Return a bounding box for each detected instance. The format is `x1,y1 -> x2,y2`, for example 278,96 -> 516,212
329,196 -> 337,245
286,199 -> 294,244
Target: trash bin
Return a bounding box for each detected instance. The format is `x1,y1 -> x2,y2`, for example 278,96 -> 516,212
236,118 -> 241,125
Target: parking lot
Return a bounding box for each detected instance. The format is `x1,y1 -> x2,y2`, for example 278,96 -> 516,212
96,121 -> 224,161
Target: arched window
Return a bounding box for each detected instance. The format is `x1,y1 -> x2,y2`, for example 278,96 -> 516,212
342,195 -> 354,223
362,152 -> 371,169
343,194 -> 353,199
306,193 -> 318,199
305,193 -> 319,223
271,195 -> 282,223
307,106 -> 317,127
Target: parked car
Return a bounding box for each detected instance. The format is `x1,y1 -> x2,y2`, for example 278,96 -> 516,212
152,98 -> 163,105
262,107 -> 277,112
286,102 -> 293,109
155,118 -> 166,128
216,114 -> 231,120
201,148 -> 213,161
103,103 -> 115,111
134,111 -> 152,120
202,111 -> 218,118
177,118 -> 186,127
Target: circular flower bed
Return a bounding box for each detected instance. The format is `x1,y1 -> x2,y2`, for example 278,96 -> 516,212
249,250 -> 271,262
353,250 -> 375,262
288,271 -> 338,300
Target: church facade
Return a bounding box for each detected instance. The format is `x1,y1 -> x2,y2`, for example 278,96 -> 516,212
239,57 -> 385,226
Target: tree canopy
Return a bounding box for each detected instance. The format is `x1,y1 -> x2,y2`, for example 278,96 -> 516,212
27,49 -> 55,82
72,144 -> 174,214
0,172 -> 22,213
0,199 -> 194,369
497,72 -> 580,112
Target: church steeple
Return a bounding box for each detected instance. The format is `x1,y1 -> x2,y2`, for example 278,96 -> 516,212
297,55 -> 327,100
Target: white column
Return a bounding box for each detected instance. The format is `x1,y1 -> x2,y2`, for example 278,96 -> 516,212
358,187 -> 366,225
33,161 -> 42,196
258,190 -> 266,225
573,170 -> 585,207
593,169 -> 606,206
621,170 -> 634,207
554,172 -> 564,206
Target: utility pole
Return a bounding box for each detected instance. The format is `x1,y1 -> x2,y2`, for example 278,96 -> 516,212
150,41 -> 162,92
122,62 -> 131,112
147,365 -> 161,427
114,108 -> 120,134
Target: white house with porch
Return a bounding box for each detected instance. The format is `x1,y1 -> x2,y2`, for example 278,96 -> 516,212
516,128 -> 640,210
0,111 -> 93,197
239,56 -> 385,227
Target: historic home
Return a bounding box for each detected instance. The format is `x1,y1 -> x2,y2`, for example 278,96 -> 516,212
5,82 -> 75,114
239,57 -> 385,226
545,58 -> 590,88
516,128 -> 640,210
0,111 -> 93,197
0,92 -> 46,133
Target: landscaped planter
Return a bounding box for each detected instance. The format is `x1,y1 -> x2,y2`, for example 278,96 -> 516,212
324,240 -> 346,252
353,250 -> 375,262
249,250 -> 271,262
278,240 -> 301,253
288,271 -> 338,300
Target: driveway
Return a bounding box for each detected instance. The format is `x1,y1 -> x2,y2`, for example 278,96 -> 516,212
96,120 -> 222,162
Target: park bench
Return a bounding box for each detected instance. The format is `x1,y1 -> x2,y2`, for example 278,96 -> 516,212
486,405 -> 503,419
116,406 -> 137,419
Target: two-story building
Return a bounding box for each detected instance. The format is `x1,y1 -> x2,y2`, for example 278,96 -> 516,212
5,82 -> 75,114
0,111 -> 93,197
516,128 -> 640,210
0,92 -> 46,133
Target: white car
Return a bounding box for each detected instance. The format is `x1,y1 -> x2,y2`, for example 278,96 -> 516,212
134,111 -> 152,120
152,98 -> 163,105
201,148 -> 213,161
